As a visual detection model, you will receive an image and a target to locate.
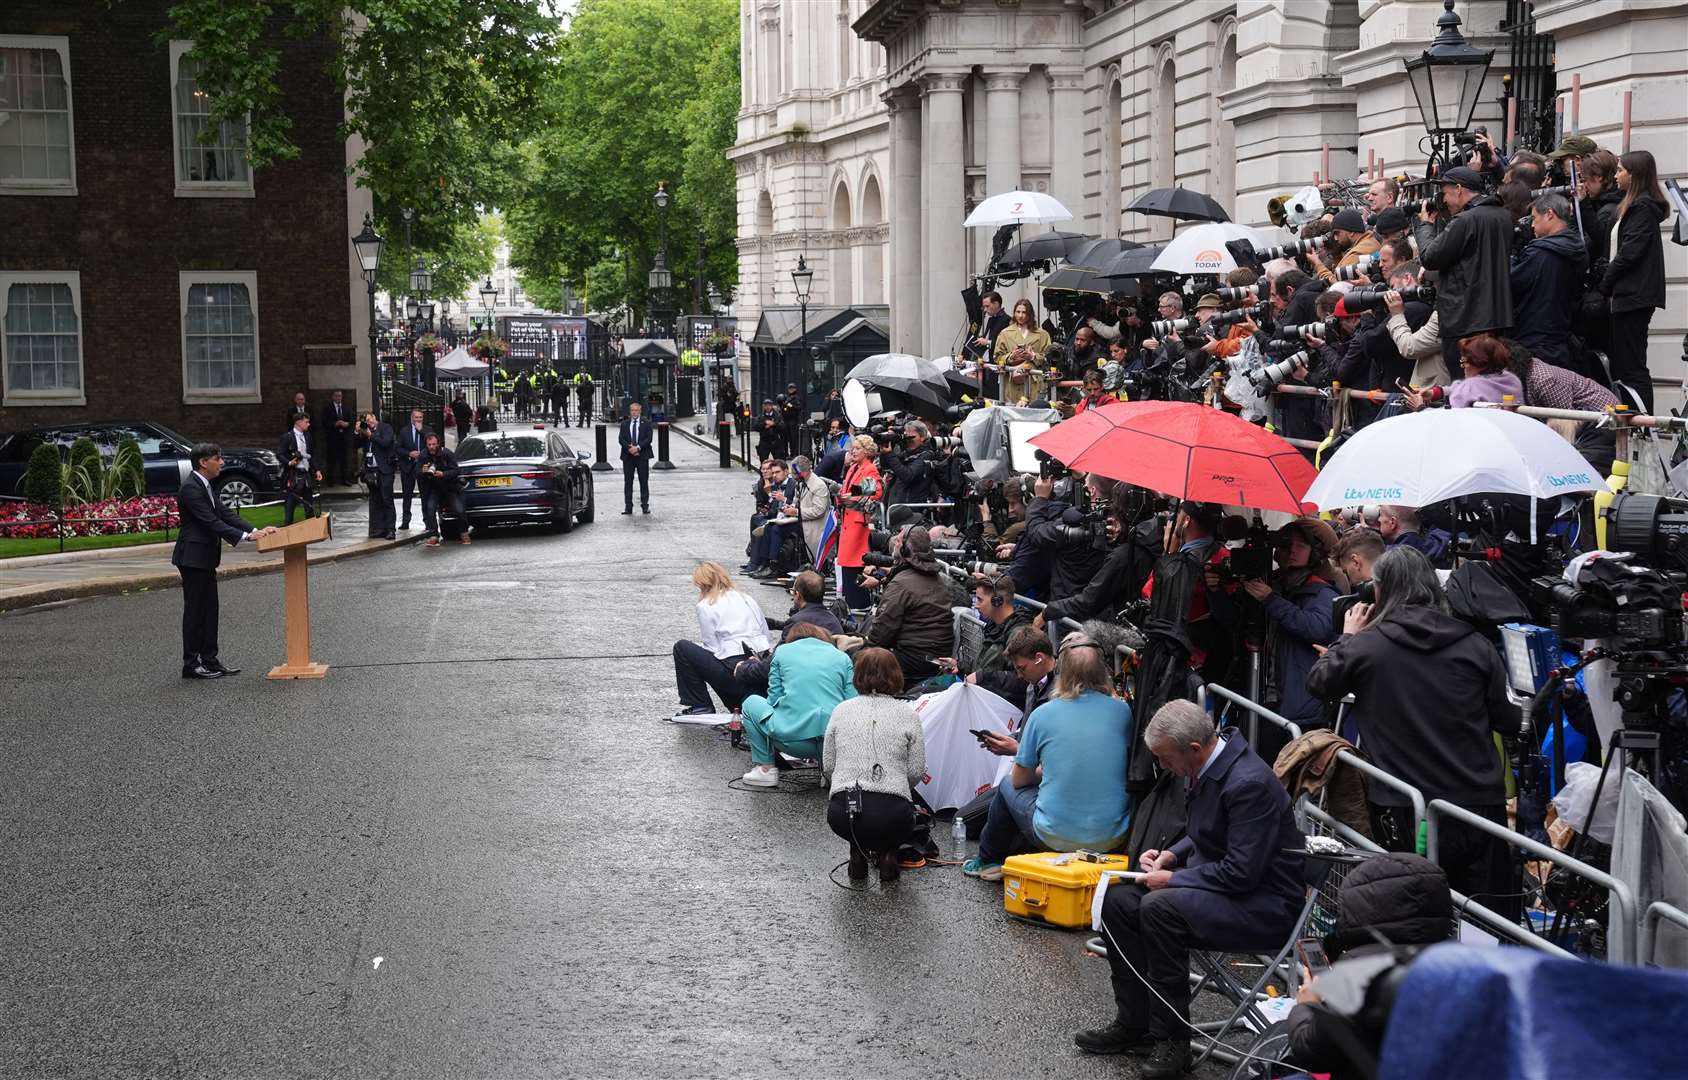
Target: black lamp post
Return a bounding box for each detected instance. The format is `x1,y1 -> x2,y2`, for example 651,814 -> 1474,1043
648,181 -> 673,338
1404,0 -> 1495,174
790,253 -> 813,398
351,212 -> 384,413
480,276 -> 498,344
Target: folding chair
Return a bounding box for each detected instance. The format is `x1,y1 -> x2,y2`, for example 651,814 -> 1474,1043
951,606 -> 984,674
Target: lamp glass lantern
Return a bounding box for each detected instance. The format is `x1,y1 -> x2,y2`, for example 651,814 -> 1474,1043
654,181 -> 670,211
410,257 -> 432,296
648,259 -> 673,294
405,296 -> 419,321
790,255 -> 814,305
1404,0 -> 1494,137
352,213 -> 384,279
480,277 -> 498,310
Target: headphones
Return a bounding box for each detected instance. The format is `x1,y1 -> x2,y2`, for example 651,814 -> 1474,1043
979,573 -> 1012,609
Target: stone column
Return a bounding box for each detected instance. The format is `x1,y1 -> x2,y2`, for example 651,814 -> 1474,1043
885,86 -> 923,355
922,71 -> 968,359
1048,69 -> 1086,226
983,69 -> 1024,199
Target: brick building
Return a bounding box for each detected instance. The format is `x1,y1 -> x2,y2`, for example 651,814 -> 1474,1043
0,2 -> 372,447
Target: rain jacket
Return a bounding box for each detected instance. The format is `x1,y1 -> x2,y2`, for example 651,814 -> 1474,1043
1306,604 -> 1513,808
1420,195 -> 1515,337
1509,229 -> 1588,367
1602,195 -> 1667,314
1274,729 -> 1373,841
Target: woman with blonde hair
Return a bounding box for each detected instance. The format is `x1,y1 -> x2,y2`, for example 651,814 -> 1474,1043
671,560 -> 770,718
836,434 -> 883,609
962,633 -> 1133,880
992,298 -> 1053,406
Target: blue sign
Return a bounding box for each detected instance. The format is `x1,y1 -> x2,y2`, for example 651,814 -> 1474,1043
1342,485 -> 1405,501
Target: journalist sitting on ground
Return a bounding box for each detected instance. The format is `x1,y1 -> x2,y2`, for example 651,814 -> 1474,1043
1305,545 -> 1518,916
864,525 -> 956,681
971,624 -> 1057,727
823,647 -> 928,883
737,622 -> 856,789
962,633 -> 1132,880
935,573 -> 1030,682
781,570 -> 842,640
672,561 -> 771,718
1078,700 -> 1305,1077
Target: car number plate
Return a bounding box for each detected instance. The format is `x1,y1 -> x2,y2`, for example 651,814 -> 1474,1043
476,476 -> 513,488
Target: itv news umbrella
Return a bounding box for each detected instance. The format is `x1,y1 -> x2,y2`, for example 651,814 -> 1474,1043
1027,400 -> 1317,513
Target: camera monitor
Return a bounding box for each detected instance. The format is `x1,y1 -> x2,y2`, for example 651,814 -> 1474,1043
1006,419 -> 1053,475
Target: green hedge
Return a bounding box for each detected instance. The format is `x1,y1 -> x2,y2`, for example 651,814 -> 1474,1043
23,443 -> 63,509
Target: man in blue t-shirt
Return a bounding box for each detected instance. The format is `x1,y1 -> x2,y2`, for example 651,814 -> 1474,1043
963,634 -> 1132,880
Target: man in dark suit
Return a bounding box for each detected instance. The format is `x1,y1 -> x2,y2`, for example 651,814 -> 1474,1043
284,391 -> 311,432
395,408 -> 431,530
173,443 -> 275,679
278,413 -> 322,525
356,411 -> 398,538
618,400 -> 653,515
318,389 -> 353,485
1079,700 -> 1305,1077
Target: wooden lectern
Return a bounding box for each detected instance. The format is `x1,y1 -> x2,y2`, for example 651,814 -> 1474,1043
256,513 -> 332,680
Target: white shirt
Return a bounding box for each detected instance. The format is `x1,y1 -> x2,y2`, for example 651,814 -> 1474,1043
292,429 -> 310,470
1195,735 -> 1228,784
696,590 -> 770,659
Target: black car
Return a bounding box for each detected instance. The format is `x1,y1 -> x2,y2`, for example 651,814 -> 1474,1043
443,426 -> 595,538
0,420 -> 284,508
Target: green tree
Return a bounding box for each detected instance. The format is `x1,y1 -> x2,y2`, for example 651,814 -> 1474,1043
143,1 -> 563,236
376,212 -> 502,306
505,0 -> 739,322
23,444 -> 63,511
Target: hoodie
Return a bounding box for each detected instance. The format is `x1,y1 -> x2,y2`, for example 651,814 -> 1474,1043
1509,229 -> 1589,365
1306,605 -> 1513,808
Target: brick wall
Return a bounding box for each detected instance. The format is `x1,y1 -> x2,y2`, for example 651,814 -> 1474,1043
0,0 -> 355,448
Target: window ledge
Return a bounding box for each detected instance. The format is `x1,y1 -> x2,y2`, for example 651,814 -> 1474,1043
3,394 -> 86,407
175,184 -> 255,199
0,184 -> 78,197
183,392 -> 261,405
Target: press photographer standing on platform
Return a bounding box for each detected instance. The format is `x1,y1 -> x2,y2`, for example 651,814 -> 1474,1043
278,412 -> 321,526
1418,166 -> 1515,380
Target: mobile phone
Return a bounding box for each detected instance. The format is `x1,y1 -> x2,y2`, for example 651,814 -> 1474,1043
1296,937 -> 1331,977
969,728 -> 992,740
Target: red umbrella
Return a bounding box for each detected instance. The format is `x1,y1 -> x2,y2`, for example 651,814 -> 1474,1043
1028,400 -> 1316,513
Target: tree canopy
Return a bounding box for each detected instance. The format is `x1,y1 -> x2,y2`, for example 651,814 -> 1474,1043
504,0 -> 740,321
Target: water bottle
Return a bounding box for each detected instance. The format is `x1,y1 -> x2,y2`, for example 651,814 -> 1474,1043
951,813 -> 967,858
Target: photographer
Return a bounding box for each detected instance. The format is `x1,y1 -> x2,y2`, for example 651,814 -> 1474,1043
417,432 -> 468,547
1036,485 -> 1162,631
1026,473 -> 1115,606
1139,292 -> 1188,370
1215,517 -> 1342,734
278,412 -> 321,526
1069,324 -> 1104,369
1306,546 -> 1517,915
1307,209 -> 1381,285
864,526 -> 953,681
881,420 -> 937,512
1418,166 -> 1515,381
780,383 -> 806,458
1382,263 -> 1448,389
754,399 -> 786,462
1270,268 -> 1327,330
1000,473 -> 1061,601
1334,527 -> 1383,589
355,411 -> 397,539
1509,192 -> 1589,370
1375,504 -> 1451,568
977,474 -> 1029,548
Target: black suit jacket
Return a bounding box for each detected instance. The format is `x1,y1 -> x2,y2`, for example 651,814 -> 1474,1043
319,401 -> 352,440
284,404 -> 311,430
618,416 -> 654,462
172,475 -> 254,570
278,427 -> 317,473
358,422 -> 397,475
395,423 -> 432,474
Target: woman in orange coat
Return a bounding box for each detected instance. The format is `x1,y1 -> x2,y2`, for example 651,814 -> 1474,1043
836,434 -> 883,609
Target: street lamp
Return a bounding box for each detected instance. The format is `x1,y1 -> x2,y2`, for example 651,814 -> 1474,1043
648,181 -> 673,337
791,253 -> 813,430
405,295 -> 420,323
409,256 -> 432,298
1404,0 -> 1495,172
351,212 -> 384,413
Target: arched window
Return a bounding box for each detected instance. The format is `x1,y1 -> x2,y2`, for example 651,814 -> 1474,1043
831,180 -> 853,306
1215,25 -> 1238,220
861,173 -> 885,304
1103,73 -> 1123,236
1151,50 -> 1177,241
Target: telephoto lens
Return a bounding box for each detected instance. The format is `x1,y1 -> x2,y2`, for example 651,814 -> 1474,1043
1246,350 -> 1309,391
1259,234 -> 1332,261
1343,283 -> 1434,309
1336,253 -> 1382,282
1150,316 -> 1194,338
1274,320 -> 1338,343
1215,285 -> 1258,304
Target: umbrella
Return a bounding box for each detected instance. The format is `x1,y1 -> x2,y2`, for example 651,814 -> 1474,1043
1302,408 -> 1608,512
1066,237 -> 1143,270
1098,243 -> 1168,281
1028,400 -> 1317,514
1127,187 -> 1231,223
1041,266 -> 1137,297
845,352 -> 952,412
1151,222 -> 1285,275
964,190 -> 1074,228
991,230 -> 1092,271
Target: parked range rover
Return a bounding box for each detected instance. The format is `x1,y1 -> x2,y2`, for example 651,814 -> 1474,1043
0,420 -> 284,508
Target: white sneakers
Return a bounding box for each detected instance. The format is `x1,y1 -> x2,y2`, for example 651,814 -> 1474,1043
740,764 -> 780,787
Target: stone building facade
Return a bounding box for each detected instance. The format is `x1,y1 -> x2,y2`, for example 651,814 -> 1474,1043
0,1 -> 372,446
732,0 -> 1685,399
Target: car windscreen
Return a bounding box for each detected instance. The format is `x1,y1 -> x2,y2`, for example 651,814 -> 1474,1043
457,436 -> 546,461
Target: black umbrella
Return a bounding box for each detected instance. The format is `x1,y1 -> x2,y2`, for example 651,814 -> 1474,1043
1064,237 -> 1147,271
1097,243 -> 1167,281
1041,266 -> 1140,297
1126,187 -> 1230,223
992,230 -> 1092,272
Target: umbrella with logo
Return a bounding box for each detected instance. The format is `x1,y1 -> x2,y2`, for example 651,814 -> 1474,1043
1127,186 -> 1231,223
1150,222 -> 1285,276
1028,400 -> 1317,513
1302,407 -> 1608,511
964,190 -> 1074,228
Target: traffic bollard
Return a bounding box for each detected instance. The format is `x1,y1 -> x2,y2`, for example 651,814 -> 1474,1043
718,419 -> 732,468
654,422 -> 675,470
592,423 -> 613,471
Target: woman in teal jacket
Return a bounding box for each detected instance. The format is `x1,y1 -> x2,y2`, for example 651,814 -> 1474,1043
738,623 -> 856,788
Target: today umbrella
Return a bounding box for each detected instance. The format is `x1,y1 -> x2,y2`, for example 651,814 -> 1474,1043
1127,186 -> 1231,223
1028,400 -> 1317,514
1301,407 -> 1608,511
964,190 -> 1074,228
1150,222 -> 1285,275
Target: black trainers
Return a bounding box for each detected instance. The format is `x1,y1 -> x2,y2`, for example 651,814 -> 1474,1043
1074,1019 -> 1154,1056
1140,1039 -> 1193,1077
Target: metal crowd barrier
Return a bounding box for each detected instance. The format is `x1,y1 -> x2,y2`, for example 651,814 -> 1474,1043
1641,901 -> 1688,967
1427,798 -> 1639,965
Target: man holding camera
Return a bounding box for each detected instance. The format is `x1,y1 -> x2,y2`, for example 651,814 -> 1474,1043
418,431 -> 468,546
1419,166 -> 1515,381
881,420 -> 936,511
1307,209 -> 1381,284
278,412 -> 322,526
863,525 -> 953,680
754,399 -> 786,463
1509,192 -> 1589,370
356,411 -> 398,539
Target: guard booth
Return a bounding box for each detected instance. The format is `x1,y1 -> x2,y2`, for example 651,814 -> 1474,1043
617,338 -> 678,422
678,315 -> 740,421
747,305 -> 889,407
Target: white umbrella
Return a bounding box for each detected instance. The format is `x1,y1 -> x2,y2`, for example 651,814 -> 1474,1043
1150,222 -> 1286,275
964,190 -> 1074,228
1303,407 -> 1607,517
